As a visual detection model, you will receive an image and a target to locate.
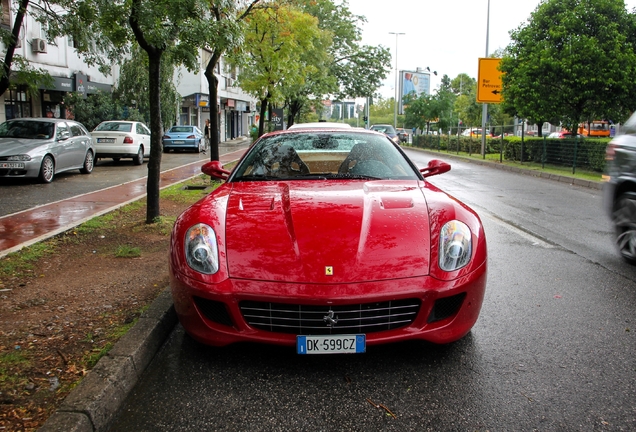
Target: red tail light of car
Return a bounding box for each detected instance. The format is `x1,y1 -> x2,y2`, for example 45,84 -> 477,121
187,135 -> 196,139
123,136 -> 134,144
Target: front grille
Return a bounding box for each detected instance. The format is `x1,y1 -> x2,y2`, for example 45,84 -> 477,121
193,296 -> 234,327
239,299 -> 421,335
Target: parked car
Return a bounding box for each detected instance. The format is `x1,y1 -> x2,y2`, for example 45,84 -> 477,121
461,128 -> 482,137
396,127 -> 409,143
92,120 -> 151,165
162,125 -> 204,153
370,124 -> 399,143
547,131 -> 584,139
0,118 -> 94,183
169,127 -> 488,352
603,111 -> 636,264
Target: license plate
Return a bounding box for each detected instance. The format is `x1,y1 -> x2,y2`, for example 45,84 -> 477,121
297,334 -> 365,354
173,140 -> 185,144
97,138 -> 115,143
0,162 -> 25,169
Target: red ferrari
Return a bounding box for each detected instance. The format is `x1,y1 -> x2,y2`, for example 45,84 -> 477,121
169,128 -> 487,354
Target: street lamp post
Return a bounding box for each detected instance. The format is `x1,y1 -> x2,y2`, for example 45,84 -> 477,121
389,32 -> 405,129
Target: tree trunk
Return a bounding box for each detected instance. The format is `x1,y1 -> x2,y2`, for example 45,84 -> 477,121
287,98 -> 303,128
258,94 -> 270,137
0,0 -> 29,95
146,51 -> 163,223
204,51 -> 222,161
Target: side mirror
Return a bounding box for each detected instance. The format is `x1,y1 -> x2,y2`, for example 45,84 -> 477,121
419,159 -> 451,178
201,160 -> 230,180
58,130 -> 70,141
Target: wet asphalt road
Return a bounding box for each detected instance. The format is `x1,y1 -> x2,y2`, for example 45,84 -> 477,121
108,150 -> 636,431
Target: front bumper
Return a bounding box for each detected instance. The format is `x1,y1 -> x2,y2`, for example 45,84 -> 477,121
163,140 -> 199,150
170,260 -> 487,347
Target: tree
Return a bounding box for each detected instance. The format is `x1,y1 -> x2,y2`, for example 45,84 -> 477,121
114,45 -> 180,130
201,0 -> 260,162
0,0 -> 77,97
66,0 -> 209,223
500,0 -> 636,133
236,2 -> 323,137
63,91 -> 122,130
452,78 -> 482,130
282,0 -> 390,127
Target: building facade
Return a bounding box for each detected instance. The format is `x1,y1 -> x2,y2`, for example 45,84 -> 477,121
174,50 -> 257,142
0,1 -> 257,145
0,0 -> 114,122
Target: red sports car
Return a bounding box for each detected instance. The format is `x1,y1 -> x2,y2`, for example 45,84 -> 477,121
169,128 -> 487,354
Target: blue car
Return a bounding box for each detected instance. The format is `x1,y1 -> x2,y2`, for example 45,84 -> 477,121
163,125 -> 204,153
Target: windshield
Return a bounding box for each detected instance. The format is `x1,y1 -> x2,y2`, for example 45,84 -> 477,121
232,131 -> 420,181
0,120 -> 54,139
371,125 -> 396,134
94,122 -> 133,132
170,126 -> 194,133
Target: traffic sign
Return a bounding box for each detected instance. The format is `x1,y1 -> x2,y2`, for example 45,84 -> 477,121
477,58 -> 503,104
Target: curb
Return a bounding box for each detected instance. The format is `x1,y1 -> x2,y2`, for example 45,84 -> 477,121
38,288 -> 177,432
31,147 -> 251,431
406,146 -> 603,190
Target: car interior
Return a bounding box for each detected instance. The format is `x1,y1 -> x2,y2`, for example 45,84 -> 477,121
234,133 -> 416,180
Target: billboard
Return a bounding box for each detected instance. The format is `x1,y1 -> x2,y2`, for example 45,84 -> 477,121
399,70 -> 430,114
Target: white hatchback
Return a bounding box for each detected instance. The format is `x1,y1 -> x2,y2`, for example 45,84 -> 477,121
93,120 -> 151,165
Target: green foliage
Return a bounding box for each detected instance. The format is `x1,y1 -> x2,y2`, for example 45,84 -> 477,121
63,91 -> 122,131
0,242 -> 55,276
300,0 -> 390,100
114,245 -> 141,258
501,0 -> 636,131
410,134 -> 608,174
113,45 -> 180,129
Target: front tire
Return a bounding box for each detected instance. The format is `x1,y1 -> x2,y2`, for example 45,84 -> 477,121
39,155 -> 55,183
133,147 -> 144,165
613,191 -> 636,265
80,151 -> 94,174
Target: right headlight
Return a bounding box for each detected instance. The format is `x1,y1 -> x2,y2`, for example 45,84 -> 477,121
185,223 -> 219,274
439,220 -> 472,271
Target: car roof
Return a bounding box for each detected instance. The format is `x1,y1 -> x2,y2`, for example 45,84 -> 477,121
8,118 -> 73,123
287,122 -> 352,130
263,127 -> 388,139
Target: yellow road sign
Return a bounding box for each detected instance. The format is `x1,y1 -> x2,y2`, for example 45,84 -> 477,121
477,58 -> 503,104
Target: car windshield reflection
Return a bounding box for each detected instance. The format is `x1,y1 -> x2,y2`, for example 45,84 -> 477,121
232,132 -> 419,181
0,121 -> 54,140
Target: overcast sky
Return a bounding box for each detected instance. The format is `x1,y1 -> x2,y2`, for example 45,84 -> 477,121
345,0 -> 636,98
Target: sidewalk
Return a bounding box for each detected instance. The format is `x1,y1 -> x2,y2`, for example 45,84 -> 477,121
0,140 -> 250,258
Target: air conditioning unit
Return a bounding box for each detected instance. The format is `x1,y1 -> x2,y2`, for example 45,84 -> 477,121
32,38 -> 47,54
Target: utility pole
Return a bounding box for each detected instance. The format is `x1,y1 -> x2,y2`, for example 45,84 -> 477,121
389,32 -> 405,129
480,0 -> 490,158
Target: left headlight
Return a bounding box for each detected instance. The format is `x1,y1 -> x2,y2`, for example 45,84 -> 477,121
439,220 -> 472,271
7,155 -> 31,161
185,223 -> 219,274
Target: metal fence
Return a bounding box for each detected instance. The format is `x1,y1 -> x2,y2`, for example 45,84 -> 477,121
409,126 -> 610,175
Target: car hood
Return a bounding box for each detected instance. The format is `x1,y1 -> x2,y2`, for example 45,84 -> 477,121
0,138 -> 50,156
224,180 -> 431,283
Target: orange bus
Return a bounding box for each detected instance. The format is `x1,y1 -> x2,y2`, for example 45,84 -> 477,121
578,120 -> 610,137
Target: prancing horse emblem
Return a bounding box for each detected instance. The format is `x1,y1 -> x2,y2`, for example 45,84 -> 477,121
323,310 -> 338,327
